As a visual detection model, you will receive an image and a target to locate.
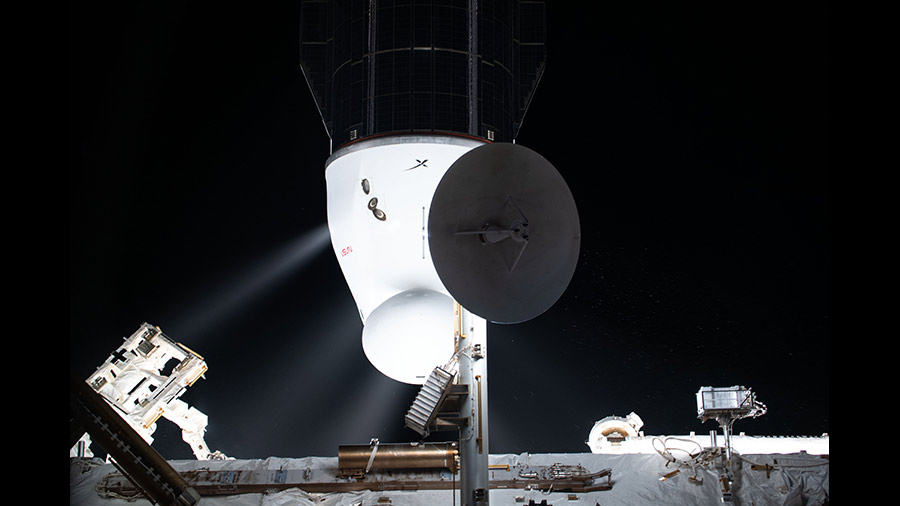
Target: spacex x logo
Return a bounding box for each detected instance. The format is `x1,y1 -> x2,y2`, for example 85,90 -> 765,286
405,159 -> 428,171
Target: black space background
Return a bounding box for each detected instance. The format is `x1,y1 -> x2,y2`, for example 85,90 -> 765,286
68,2 -> 829,460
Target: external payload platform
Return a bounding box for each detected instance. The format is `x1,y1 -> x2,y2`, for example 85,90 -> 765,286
72,323 -> 228,461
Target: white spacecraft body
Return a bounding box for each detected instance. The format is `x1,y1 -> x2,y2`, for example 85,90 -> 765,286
325,134 -> 487,385
78,323 -> 227,460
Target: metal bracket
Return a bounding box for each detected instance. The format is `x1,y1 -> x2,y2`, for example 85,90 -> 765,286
365,438 -> 380,475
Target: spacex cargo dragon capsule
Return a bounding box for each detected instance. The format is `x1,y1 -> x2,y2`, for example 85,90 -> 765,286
324,135 -> 484,383
299,0 -> 579,385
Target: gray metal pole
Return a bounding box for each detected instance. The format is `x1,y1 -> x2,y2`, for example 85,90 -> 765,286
457,304 -> 489,506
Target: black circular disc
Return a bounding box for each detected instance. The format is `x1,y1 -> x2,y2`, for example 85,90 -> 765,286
428,143 -> 580,323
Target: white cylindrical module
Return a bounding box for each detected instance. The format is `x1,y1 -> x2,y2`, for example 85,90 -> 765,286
324,134 -> 487,384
